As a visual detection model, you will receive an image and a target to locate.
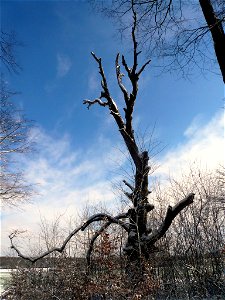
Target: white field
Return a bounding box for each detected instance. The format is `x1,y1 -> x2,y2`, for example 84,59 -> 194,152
0,268 -> 50,296
0,269 -> 12,295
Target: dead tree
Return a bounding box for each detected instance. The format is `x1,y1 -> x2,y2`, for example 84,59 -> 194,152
0,31 -> 21,73
84,5 -> 195,265
9,5 -> 194,274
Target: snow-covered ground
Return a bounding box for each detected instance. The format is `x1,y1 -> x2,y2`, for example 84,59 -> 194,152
0,269 -> 12,296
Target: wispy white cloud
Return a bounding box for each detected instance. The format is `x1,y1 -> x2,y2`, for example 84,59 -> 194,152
183,114 -> 204,138
154,111 -> 224,180
44,54 -> 72,92
88,71 -> 100,92
56,54 -> 72,78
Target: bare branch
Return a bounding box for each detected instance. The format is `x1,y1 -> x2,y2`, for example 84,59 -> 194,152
83,98 -> 108,109
123,179 -> 134,191
115,53 -> 129,104
147,193 -> 195,244
137,59 -> 151,77
90,52 -> 110,98
122,55 -> 131,76
91,51 -> 101,63
131,1 -> 138,75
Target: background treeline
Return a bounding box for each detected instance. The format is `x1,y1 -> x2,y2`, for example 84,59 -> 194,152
3,168 -> 225,299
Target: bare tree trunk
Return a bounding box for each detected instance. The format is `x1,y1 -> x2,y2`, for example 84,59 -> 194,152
199,0 -> 225,83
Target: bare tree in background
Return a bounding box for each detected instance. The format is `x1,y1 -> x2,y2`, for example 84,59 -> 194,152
92,0 -> 225,81
151,167 -> 225,298
0,78 -> 33,206
10,5 -> 194,285
5,168 -> 224,299
0,31 -> 33,206
0,31 -> 21,73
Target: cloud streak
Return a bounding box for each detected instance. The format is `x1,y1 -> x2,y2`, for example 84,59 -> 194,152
154,111 -> 224,179
56,54 -> 72,78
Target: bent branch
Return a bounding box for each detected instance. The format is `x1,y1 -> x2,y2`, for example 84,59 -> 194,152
9,213 -> 129,263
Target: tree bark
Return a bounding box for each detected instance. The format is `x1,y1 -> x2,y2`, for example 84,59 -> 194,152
199,0 -> 225,83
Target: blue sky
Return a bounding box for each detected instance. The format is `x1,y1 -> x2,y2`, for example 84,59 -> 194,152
1,1 -> 224,255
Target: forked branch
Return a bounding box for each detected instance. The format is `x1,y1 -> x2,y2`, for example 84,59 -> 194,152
86,212 -> 129,266
84,52 -> 125,131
